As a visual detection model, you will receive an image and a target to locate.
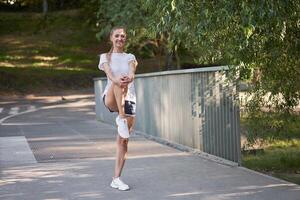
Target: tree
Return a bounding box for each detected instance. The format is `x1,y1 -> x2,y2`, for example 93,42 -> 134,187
144,0 -> 300,112
43,0 -> 47,15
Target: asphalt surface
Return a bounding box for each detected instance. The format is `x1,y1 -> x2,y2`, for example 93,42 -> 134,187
0,91 -> 299,200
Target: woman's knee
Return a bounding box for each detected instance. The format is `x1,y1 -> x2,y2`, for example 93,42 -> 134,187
126,117 -> 135,130
118,137 -> 128,146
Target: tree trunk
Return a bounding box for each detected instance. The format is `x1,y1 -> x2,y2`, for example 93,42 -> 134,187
60,0 -> 64,9
43,0 -> 48,16
165,49 -> 173,71
174,48 -> 181,70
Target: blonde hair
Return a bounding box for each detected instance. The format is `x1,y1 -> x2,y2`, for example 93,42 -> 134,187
106,26 -> 127,63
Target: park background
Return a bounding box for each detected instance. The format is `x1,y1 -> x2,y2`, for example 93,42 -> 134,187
0,0 -> 299,184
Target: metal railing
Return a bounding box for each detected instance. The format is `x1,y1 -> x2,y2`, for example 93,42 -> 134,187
94,66 -> 241,164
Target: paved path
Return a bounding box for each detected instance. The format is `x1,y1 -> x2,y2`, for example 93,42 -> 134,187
0,91 -> 299,200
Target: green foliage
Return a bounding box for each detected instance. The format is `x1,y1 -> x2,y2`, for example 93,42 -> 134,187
0,0 -> 82,12
243,111 -> 300,148
94,0 -> 155,58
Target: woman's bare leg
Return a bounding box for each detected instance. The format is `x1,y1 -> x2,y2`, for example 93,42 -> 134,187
104,82 -> 128,117
114,116 -> 135,178
114,85 -> 128,118
126,116 -> 135,134
104,83 -> 118,112
104,83 -> 133,178
114,136 -> 128,178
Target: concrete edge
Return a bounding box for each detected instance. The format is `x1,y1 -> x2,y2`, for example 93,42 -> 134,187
0,108 -> 39,125
239,166 -> 299,186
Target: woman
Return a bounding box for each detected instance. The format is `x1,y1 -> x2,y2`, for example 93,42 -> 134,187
98,26 -> 137,191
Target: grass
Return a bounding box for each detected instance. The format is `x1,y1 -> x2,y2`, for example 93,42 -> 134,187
0,10 -> 104,95
241,112 -> 300,185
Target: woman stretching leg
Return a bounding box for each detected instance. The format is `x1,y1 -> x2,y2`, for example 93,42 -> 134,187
98,26 -> 137,191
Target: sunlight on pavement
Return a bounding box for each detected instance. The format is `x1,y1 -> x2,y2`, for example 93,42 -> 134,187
168,191 -> 206,197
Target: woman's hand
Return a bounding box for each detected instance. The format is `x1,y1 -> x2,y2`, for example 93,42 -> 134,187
121,74 -> 134,84
113,75 -> 130,88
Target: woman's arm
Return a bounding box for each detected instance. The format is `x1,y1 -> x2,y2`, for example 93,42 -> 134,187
103,62 -> 127,87
103,62 -> 117,83
127,60 -> 138,82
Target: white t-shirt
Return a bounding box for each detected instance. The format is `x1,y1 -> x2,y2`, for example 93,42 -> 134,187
98,52 -> 137,102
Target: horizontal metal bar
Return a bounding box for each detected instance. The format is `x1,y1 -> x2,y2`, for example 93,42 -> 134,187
93,66 -> 229,81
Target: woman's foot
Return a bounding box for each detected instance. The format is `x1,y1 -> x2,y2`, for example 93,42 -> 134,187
110,177 -> 130,191
115,115 -> 130,138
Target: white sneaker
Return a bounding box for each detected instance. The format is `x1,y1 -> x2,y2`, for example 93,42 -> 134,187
110,177 -> 130,191
115,116 -> 130,138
